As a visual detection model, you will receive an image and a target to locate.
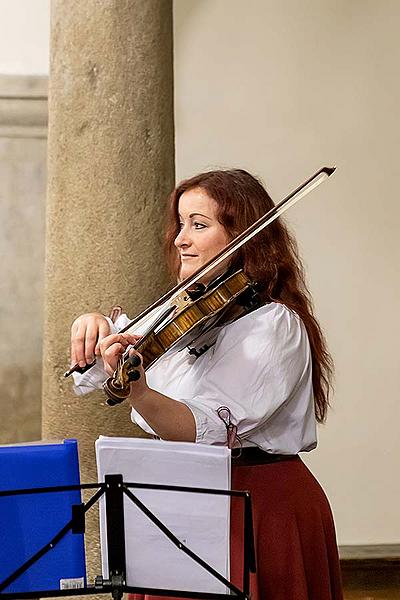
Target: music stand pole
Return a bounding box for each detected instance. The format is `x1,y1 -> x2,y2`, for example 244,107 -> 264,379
97,475 -> 126,600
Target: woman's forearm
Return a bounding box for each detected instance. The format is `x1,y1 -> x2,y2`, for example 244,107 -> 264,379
131,388 -> 196,442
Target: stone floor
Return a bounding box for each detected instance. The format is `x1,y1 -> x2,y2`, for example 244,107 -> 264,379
342,560 -> 400,600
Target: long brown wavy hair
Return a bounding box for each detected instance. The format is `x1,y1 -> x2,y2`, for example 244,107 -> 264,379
164,169 -> 333,423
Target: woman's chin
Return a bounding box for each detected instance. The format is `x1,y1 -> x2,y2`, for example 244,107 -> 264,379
179,266 -> 197,281
179,262 -> 231,286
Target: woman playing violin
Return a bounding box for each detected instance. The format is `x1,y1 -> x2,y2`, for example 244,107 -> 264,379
71,169 -> 343,600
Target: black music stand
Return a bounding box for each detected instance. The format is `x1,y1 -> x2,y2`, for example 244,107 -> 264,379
0,474 -> 255,599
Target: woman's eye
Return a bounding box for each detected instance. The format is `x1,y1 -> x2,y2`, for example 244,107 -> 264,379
193,222 -> 206,229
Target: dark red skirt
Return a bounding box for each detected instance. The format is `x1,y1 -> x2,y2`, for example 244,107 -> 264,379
130,457 -> 343,600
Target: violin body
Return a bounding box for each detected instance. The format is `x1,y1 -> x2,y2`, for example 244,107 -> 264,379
103,270 -> 260,405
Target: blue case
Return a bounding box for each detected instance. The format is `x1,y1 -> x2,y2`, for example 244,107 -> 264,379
0,439 -> 86,593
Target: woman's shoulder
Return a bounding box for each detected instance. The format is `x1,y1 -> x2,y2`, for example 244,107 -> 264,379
227,301 -> 301,334
215,301 -> 306,356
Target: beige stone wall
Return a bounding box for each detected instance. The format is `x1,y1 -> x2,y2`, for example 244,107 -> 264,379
0,0 -> 50,74
173,0 -> 400,545
0,75 -> 47,443
1,0 -> 399,549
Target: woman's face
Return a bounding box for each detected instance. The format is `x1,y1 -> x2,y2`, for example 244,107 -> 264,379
174,187 -> 230,283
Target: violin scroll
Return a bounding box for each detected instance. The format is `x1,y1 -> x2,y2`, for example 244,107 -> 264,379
103,354 -> 142,406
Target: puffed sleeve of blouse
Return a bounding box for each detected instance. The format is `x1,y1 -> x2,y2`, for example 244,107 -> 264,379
182,303 -> 312,445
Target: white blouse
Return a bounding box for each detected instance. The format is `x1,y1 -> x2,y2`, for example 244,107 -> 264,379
73,302 -> 317,455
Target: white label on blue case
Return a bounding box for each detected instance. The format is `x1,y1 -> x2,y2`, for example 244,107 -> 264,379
60,578 -> 85,590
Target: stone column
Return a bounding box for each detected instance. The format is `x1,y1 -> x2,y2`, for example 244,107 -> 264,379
42,0 -> 174,580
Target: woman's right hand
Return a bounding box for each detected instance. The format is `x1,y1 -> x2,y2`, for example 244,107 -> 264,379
70,313 -> 111,368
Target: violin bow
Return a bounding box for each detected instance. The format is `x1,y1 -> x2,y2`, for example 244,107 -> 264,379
65,166 -> 335,377
118,166 -> 335,332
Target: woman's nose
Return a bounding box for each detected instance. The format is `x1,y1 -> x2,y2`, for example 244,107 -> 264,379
174,226 -> 191,248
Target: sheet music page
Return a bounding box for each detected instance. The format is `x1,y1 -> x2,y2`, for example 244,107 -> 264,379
95,437 -> 231,594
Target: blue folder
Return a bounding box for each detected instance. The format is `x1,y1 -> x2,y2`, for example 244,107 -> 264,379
0,439 -> 86,593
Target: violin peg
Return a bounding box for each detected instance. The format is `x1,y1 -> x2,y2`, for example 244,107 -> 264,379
128,354 -> 141,368
128,370 -> 141,382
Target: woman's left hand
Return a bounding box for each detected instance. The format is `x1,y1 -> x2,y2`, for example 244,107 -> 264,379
99,332 -> 150,400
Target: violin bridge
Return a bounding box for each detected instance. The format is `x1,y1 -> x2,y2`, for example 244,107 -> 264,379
171,290 -> 193,312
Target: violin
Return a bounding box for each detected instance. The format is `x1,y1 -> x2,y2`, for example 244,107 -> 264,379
65,166 -> 335,405
103,269 -> 261,405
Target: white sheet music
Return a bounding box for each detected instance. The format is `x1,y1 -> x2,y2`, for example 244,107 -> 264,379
95,437 -> 231,594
